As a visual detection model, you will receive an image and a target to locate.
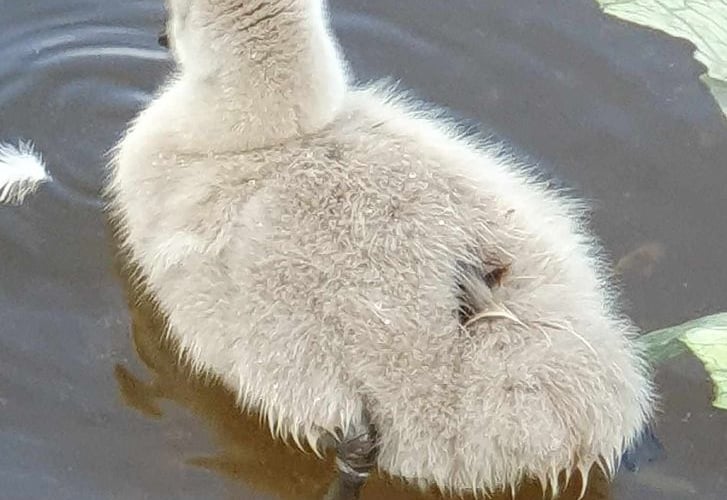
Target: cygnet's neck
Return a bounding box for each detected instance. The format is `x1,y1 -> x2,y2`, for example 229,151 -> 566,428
167,0 -> 348,152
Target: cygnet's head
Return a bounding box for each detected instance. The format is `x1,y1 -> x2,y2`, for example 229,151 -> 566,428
161,0 -> 229,75
160,0 -> 325,78
158,0 -> 348,138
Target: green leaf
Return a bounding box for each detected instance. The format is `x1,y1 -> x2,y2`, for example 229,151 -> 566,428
681,326 -> 727,410
596,0 -> 727,119
640,313 -> 727,410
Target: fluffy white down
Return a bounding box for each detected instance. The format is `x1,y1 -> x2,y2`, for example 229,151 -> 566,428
108,0 -> 654,495
0,141 -> 50,204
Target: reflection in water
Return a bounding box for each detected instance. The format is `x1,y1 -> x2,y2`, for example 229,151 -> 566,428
111,233 -> 610,500
614,242 -> 666,278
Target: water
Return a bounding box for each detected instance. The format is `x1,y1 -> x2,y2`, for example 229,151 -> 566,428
1,0 -> 726,498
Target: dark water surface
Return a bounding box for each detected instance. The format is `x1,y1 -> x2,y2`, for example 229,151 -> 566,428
1,0 -> 726,499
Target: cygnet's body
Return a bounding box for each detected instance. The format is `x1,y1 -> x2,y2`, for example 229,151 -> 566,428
109,0 -> 653,494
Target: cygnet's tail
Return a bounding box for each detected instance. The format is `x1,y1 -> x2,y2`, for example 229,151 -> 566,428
0,140 -> 51,205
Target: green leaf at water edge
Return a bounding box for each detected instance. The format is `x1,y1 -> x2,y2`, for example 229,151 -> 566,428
640,313 -> 727,410
596,0 -> 727,119
681,326 -> 727,410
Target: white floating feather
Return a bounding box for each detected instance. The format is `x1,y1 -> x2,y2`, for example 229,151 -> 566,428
0,141 -> 51,205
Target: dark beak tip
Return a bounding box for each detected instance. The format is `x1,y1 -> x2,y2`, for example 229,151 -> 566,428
158,32 -> 169,48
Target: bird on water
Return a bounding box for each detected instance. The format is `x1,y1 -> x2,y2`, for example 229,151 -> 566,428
109,1 -> 654,497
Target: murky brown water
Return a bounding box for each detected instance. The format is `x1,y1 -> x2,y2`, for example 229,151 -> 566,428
1,0 -> 726,499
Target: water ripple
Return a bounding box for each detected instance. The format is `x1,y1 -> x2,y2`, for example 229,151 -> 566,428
0,1 -> 169,207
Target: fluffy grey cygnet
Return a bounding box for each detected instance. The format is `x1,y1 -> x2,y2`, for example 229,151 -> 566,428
109,0 -> 654,495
